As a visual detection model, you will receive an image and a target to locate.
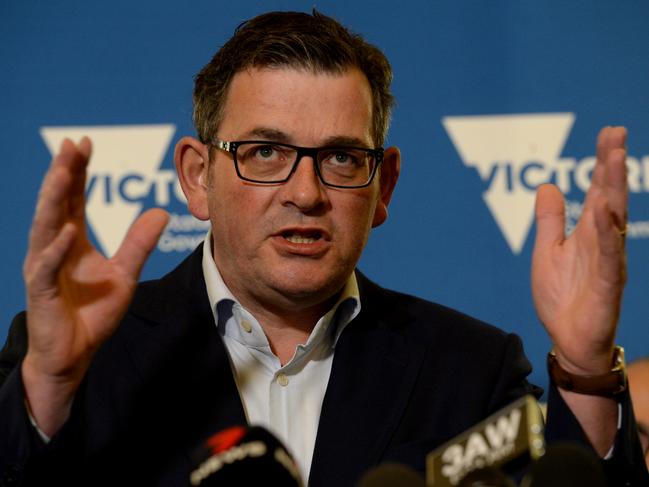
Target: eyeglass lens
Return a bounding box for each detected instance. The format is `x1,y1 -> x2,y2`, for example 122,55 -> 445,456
235,143 -> 376,187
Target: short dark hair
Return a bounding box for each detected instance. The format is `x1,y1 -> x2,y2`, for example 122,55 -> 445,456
193,10 -> 394,147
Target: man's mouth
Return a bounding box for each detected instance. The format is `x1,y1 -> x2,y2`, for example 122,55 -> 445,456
282,230 -> 322,244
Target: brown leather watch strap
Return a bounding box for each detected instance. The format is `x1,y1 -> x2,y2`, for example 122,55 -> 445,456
547,346 -> 627,397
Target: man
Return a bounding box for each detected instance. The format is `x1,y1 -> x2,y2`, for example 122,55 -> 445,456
0,10 -> 646,486
629,358 -> 649,468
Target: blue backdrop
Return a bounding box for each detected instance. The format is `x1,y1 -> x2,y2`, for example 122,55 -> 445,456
2,0 -> 648,391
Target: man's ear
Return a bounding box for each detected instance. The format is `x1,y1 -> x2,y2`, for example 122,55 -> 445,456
372,146 -> 400,228
174,136 -> 211,220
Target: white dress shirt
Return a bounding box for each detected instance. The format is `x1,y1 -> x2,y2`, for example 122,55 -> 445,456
201,231 -> 361,483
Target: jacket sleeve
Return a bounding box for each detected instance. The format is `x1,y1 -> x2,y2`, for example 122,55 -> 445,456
545,380 -> 649,486
0,312 -> 52,486
0,312 -> 28,389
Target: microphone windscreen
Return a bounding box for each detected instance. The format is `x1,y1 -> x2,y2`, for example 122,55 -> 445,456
457,466 -> 516,487
520,442 -> 606,487
189,425 -> 303,486
356,463 -> 425,487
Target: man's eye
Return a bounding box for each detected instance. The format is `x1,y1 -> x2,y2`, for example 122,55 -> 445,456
334,153 -> 351,164
255,146 -> 276,159
326,151 -> 358,166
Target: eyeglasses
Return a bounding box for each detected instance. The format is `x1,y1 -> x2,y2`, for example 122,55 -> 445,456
210,138 -> 383,189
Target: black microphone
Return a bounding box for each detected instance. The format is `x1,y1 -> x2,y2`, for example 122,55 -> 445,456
520,442 -> 606,487
426,395 -> 545,486
356,463 -> 425,487
457,466 -> 516,487
188,425 -> 304,486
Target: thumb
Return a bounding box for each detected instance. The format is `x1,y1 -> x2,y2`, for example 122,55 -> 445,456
113,208 -> 170,279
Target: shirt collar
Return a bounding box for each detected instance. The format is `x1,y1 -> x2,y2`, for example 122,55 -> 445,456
201,230 -> 360,349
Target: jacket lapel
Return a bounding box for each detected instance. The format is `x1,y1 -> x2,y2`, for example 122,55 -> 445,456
309,273 -> 427,486
124,246 -> 248,461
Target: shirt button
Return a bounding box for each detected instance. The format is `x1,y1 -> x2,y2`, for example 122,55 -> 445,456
277,373 -> 289,386
241,319 -> 252,333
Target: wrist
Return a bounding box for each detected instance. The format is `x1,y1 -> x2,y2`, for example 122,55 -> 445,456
21,357 -> 80,437
550,342 -> 617,375
548,346 -> 626,397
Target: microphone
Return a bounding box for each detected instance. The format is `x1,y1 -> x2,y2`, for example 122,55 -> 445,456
426,395 -> 545,486
356,463 -> 425,487
457,466 -> 516,487
188,425 -> 304,486
520,442 -> 606,487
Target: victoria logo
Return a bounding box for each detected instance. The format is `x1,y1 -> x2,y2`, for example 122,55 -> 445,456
442,114 -> 575,254
443,113 -> 649,254
40,125 -> 209,257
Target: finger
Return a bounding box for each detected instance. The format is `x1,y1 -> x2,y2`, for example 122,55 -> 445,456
592,127 -> 627,188
603,147 -> 628,230
591,128 -> 610,188
67,137 -> 92,220
25,222 -> 78,293
593,196 -> 626,286
50,138 -> 91,222
582,127 -> 626,217
112,208 -> 170,281
534,183 -> 566,249
30,139 -> 92,254
51,138 -> 91,174
30,161 -> 75,254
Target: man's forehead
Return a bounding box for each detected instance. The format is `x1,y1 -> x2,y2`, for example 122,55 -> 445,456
226,65 -> 372,100
234,64 -> 363,81
219,66 -> 374,144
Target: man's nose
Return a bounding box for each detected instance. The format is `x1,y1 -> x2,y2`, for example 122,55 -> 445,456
278,156 -> 328,211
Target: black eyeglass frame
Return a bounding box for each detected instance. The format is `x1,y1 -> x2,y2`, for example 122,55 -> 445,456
210,138 -> 384,189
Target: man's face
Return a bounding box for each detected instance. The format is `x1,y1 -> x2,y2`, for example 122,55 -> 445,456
203,67 -> 396,315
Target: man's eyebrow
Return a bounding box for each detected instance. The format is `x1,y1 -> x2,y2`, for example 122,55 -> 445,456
321,135 -> 373,148
240,129 -> 372,148
243,128 -> 292,143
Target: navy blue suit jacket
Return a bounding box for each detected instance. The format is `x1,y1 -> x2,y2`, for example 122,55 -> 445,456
0,246 -> 646,485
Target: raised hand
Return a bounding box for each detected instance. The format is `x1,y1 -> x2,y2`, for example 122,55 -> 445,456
531,126 -> 627,453
21,138 -> 169,436
532,126 -> 627,373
